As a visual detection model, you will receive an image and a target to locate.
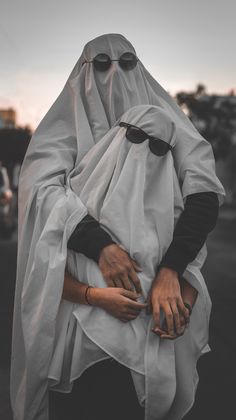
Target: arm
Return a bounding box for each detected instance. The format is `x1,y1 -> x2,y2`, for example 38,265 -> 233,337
148,191 -> 219,339
158,191 -> 219,276
62,269 -> 147,322
67,214 -> 143,293
67,214 -> 116,263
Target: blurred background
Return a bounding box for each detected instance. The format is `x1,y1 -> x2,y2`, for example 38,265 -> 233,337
0,1 -> 235,419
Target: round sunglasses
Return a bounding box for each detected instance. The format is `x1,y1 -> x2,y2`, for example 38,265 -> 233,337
82,52 -> 138,72
119,122 -> 173,156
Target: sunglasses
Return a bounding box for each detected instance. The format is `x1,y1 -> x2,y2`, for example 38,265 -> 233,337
119,122 -> 173,156
82,52 -> 138,72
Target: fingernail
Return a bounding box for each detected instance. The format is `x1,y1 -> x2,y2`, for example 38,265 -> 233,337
152,328 -> 161,334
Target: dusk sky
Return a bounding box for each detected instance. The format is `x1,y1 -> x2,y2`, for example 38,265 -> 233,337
1,0 -> 235,129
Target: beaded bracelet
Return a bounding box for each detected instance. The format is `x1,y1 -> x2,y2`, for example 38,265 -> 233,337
85,285 -> 93,305
183,302 -> 193,316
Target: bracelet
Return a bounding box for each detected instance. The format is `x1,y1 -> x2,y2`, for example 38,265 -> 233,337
85,285 -> 93,305
183,302 -> 193,316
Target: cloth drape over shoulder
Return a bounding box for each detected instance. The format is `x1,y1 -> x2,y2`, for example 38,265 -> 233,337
11,33 -> 225,420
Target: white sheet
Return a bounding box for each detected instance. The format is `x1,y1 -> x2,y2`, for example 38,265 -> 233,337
10,34 -> 225,420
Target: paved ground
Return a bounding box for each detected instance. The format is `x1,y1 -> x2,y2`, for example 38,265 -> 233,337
0,204 -> 235,420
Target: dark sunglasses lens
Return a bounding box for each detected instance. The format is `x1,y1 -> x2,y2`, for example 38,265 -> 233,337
149,139 -> 170,156
119,52 -> 138,70
93,53 -> 111,71
126,126 -> 146,143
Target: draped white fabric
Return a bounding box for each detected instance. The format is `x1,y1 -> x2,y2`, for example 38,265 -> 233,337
10,33 -> 225,420
48,104 -> 217,420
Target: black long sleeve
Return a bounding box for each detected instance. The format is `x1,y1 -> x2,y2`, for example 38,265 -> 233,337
67,214 -> 116,263
67,192 -> 219,272
158,191 -> 219,276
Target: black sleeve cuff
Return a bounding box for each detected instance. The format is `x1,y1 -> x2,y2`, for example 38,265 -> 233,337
67,214 -> 116,263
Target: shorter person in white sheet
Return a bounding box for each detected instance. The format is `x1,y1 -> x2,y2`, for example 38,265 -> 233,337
48,104 -> 214,420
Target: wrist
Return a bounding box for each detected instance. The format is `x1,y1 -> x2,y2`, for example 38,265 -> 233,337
157,266 -> 179,280
86,287 -> 103,306
159,266 -> 178,275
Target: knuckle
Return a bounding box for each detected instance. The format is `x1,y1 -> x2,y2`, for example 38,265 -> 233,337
124,262 -> 132,270
160,297 -> 168,304
119,268 -> 127,276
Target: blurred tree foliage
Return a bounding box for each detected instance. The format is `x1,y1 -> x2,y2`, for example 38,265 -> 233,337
1,86 -> 236,166
176,84 -> 236,160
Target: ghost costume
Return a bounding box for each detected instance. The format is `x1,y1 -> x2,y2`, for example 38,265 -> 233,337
47,104 -> 223,420
10,33 -> 225,420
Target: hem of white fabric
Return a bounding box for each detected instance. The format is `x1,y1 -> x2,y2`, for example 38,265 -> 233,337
48,355 -> 113,392
73,312 -> 145,375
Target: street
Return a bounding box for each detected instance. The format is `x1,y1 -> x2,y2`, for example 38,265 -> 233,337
0,207 -> 235,420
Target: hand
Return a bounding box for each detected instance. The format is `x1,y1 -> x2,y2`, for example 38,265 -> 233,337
146,267 -> 190,339
179,276 -> 198,308
156,278 -> 198,339
89,287 -> 148,322
98,244 -> 143,294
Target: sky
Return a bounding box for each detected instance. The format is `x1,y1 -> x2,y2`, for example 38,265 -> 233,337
1,0 -> 235,129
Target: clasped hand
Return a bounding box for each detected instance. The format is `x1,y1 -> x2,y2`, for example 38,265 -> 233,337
98,244 -> 197,339
146,267 -> 191,339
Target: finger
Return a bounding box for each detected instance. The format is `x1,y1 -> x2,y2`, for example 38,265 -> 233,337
130,258 -> 143,272
162,304 -> 175,336
119,273 -> 135,292
170,301 -> 182,335
177,325 -> 186,335
124,313 -> 139,321
151,327 -> 166,335
128,267 -> 143,294
152,301 -> 161,331
122,289 -> 141,300
126,300 -> 148,310
159,333 -> 178,340
160,324 -> 186,339
120,318 -> 128,323
177,298 -> 190,323
112,277 -> 124,288
126,305 -> 142,313
179,314 -> 187,327
145,292 -> 152,315
126,303 -> 145,313
104,276 -> 116,288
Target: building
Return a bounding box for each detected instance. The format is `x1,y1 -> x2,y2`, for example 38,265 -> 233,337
0,108 -> 17,128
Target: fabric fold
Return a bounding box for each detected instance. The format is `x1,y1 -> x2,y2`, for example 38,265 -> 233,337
11,33 -> 225,420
